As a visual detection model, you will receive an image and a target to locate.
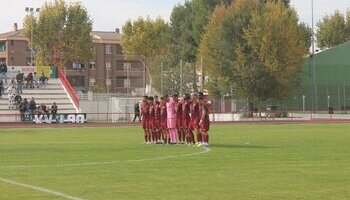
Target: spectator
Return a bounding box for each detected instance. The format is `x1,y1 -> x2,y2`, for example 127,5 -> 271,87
19,99 -> 27,122
40,71 -> 48,88
35,105 -> 43,115
25,72 -> 34,89
29,97 -> 36,119
6,85 -> 16,109
33,72 -> 39,88
0,62 -> 7,84
0,80 -> 3,99
51,102 -> 58,121
16,71 -> 24,93
133,102 -> 141,122
41,103 -> 48,115
14,93 -> 22,109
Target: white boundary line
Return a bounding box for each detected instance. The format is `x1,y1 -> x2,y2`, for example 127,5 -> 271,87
1,148 -> 211,169
0,177 -> 86,200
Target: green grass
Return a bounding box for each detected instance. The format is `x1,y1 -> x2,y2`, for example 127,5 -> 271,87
1,124 -> 350,200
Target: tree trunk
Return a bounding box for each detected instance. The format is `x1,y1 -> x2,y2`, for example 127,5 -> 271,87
248,97 -> 254,118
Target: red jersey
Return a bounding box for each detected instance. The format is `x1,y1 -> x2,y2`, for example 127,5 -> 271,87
154,101 -> 161,121
149,104 -> 155,121
141,102 -> 149,121
175,101 -> 183,129
141,102 -> 149,129
160,102 -> 167,121
191,101 -> 200,120
182,101 -> 190,121
175,102 -> 182,119
160,102 -> 167,129
198,100 -> 204,120
200,102 -> 210,132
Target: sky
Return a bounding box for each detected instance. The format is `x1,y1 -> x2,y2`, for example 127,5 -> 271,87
1,0 -> 350,33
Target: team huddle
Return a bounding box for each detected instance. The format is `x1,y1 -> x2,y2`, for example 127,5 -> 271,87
140,92 -> 210,148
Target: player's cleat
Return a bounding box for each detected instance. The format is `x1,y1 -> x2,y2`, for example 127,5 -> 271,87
197,143 -> 203,147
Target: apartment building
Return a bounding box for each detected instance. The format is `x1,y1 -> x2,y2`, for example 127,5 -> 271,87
0,24 -> 145,95
0,23 -> 31,66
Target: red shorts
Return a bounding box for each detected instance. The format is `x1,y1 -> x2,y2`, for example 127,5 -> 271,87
200,120 -> 210,132
154,119 -> 161,129
191,118 -> 199,130
176,117 -> 183,129
147,120 -> 154,129
142,119 -> 148,129
160,119 -> 167,130
161,121 -> 167,130
182,119 -> 191,129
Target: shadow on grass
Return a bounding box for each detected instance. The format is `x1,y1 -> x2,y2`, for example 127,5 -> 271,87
211,143 -> 275,149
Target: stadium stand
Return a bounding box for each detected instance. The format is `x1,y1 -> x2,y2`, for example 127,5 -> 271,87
0,78 -> 78,122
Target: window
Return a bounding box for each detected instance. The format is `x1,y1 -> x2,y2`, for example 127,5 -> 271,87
105,45 -> 112,54
10,40 -> 14,47
106,62 -> 112,70
0,42 -> 6,52
90,62 -> 96,70
72,62 -> 82,70
89,78 -> 96,87
123,62 -> 131,71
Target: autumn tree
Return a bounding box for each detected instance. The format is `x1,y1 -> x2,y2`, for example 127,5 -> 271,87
316,10 -> 349,49
170,0 -> 233,63
23,0 -> 93,66
198,0 -> 309,104
121,17 -> 171,89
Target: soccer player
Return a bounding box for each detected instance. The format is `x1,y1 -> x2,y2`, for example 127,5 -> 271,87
182,94 -> 193,145
190,93 -> 202,145
167,94 -> 177,144
199,94 -> 210,148
160,96 -> 169,144
141,96 -> 149,144
174,94 -> 184,144
154,95 -> 161,143
148,96 -> 156,143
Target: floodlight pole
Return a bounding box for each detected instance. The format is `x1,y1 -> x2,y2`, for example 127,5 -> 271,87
25,7 -> 40,67
311,0 -> 317,112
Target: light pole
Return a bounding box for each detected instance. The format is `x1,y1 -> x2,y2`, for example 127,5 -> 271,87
25,7 -> 40,66
311,0 -> 317,112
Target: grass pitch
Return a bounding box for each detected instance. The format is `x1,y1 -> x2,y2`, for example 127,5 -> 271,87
1,124 -> 350,200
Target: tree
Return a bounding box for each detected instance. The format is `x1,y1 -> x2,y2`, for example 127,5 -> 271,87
23,0 -> 93,67
261,0 -> 290,7
170,0 -> 233,63
121,17 -> 171,90
316,10 -> 348,49
298,22 -> 312,49
198,0 -> 309,104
